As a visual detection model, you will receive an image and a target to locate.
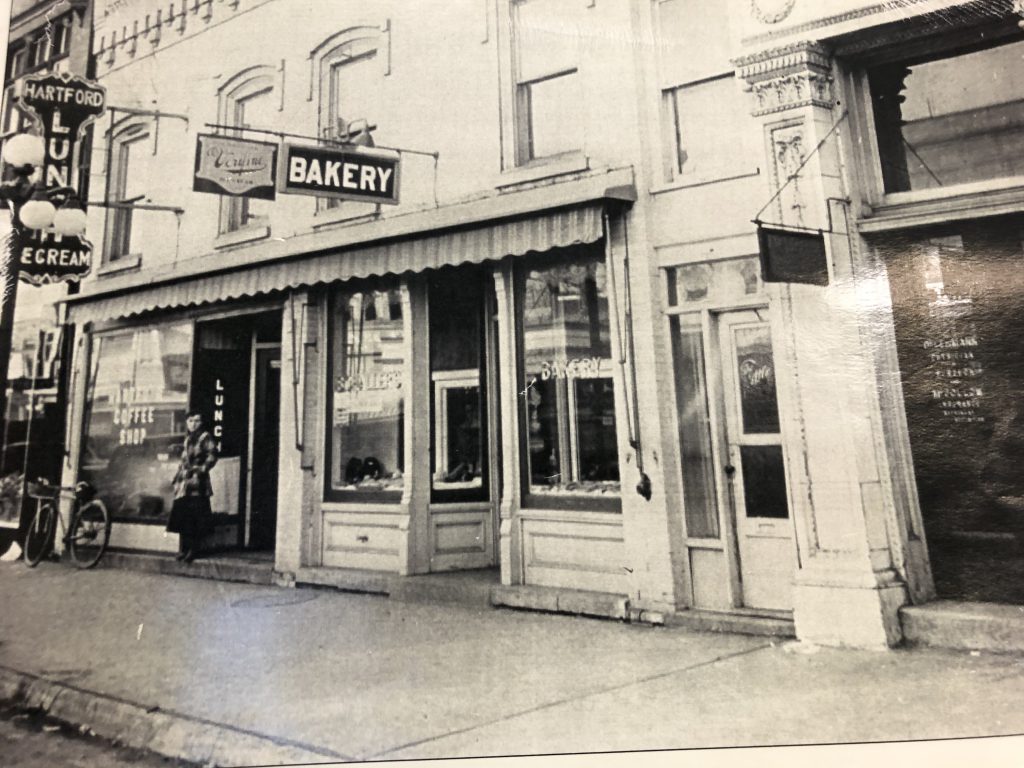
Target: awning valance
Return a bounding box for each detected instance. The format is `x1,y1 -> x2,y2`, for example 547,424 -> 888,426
65,168 -> 635,324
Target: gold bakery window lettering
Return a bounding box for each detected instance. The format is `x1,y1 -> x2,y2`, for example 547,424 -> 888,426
923,335 -> 985,424
113,386 -> 155,446
539,357 -> 608,381
334,371 -> 403,393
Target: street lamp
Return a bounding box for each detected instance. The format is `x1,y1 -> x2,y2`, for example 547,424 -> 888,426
1,132 -> 88,236
0,131 -> 90,491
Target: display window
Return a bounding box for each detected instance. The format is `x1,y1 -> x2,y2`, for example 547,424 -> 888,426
517,249 -> 620,508
882,214 -> 1024,603
80,323 -> 193,523
327,283 -> 407,499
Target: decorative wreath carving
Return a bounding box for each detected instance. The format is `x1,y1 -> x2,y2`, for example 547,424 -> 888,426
750,0 -> 797,25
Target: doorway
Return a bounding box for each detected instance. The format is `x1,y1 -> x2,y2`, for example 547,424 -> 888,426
670,303 -> 797,613
717,310 -> 795,611
248,346 -> 280,550
191,310 -> 281,553
424,265 -> 500,571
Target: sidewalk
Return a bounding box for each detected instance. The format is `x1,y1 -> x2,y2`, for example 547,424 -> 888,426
1,561 -> 1023,766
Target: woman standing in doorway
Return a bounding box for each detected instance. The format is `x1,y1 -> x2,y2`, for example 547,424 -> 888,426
166,410 -> 218,563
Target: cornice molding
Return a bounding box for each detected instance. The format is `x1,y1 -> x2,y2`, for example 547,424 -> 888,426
95,0 -> 242,68
733,41 -> 834,116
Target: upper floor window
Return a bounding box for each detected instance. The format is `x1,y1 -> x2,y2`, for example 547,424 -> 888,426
656,0 -> 750,184
218,68 -> 277,234
868,35 -> 1024,195
314,31 -> 384,217
104,121 -> 152,264
512,0 -> 582,164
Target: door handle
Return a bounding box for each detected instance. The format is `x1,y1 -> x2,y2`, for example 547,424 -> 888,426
724,464 -> 736,478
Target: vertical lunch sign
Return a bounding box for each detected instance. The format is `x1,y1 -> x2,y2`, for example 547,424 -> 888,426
193,134 -> 278,199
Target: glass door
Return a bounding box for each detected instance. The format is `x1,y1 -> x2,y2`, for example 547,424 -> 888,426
718,310 -> 796,611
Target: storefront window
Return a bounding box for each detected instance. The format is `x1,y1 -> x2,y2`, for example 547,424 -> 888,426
329,286 -> 406,495
669,314 -> 719,538
519,252 -> 620,502
882,214 -> 1024,602
80,324 -> 193,523
430,269 -> 489,499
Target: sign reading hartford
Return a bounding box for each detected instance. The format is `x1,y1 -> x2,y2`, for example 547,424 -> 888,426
278,142 -> 399,205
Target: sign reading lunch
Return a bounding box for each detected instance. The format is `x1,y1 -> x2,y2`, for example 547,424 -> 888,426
278,142 -> 399,205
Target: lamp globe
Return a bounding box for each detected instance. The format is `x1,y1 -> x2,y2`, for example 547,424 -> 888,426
2,134 -> 45,169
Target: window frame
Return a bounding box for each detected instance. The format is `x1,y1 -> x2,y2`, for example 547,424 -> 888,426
323,277 -> 409,504
312,30 -> 384,222
514,247 -> 622,513
848,21 -> 1024,211
103,119 -> 153,267
216,66 -> 279,239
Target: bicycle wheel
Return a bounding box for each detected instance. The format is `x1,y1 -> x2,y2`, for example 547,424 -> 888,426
23,502 -> 56,567
67,499 -> 111,569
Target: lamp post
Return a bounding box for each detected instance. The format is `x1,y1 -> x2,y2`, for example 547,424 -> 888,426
0,132 -> 88,432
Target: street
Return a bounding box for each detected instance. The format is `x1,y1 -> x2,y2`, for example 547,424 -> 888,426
0,702 -> 195,767
1,561 -> 1024,766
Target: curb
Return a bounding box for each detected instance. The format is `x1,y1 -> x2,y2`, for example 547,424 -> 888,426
0,665 -> 351,767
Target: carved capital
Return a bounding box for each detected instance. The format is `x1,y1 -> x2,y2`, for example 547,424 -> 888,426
733,41 -> 835,116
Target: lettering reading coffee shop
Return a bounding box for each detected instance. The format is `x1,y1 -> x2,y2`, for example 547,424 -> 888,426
32,0 -> 1024,649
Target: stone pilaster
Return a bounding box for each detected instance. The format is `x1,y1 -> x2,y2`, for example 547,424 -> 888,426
734,42 -> 913,648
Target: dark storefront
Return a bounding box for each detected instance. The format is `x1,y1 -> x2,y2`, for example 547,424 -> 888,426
883,213 -> 1024,603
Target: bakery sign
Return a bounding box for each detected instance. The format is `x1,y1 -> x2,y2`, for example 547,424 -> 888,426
278,142 -> 400,205
193,134 -> 277,199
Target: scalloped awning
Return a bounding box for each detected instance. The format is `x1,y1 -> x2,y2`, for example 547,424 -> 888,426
65,169 -> 635,324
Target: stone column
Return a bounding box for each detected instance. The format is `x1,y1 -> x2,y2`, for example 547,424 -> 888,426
735,42 -> 915,648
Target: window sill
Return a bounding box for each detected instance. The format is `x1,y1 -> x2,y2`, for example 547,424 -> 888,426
651,167 -> 761,195
858,178 -> 1024,234
213,224 -> 271,250
312,206 -> 382,230
96,254 -> 142,277
497,152 -> 590,190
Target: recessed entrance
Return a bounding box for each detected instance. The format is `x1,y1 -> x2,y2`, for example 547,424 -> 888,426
425,265 -> 499,571
191,310 -> 281,553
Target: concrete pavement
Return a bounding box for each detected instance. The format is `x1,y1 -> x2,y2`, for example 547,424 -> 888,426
1,561 -> 1023,766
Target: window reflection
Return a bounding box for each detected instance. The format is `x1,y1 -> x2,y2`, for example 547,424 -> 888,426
870,37 -> 1024,193
520,254 -> 620,499
330,287 -> 406,494
80,324 -> 193,522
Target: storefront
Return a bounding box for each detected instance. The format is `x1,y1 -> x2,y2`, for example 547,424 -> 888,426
62,172 -> 639,590
74,305 -> 282,554
878,214 -> 1024,604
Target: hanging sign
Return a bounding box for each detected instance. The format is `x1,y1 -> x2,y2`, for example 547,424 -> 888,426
278,142 -> 400,205
756,225 -> 829,286
16,72 -> 107,285
193,134 -> 278,199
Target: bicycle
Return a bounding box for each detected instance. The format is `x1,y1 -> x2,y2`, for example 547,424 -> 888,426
23,479 -> 111,569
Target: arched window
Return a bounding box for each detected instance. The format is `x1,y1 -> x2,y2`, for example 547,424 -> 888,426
311,27 -> 387,216
217,66 -> 279,234
104,117 -> 154,265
